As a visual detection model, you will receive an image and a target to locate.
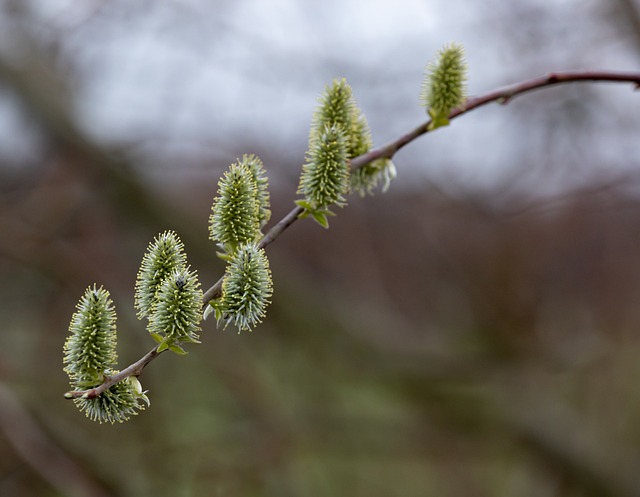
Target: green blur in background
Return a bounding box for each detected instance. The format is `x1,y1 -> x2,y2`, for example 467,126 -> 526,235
2,1 -> 640,496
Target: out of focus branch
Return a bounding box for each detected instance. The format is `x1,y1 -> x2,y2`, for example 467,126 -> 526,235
497,387 -> 640,497
0,55 -> 202,247
613,0 -> 640,56
0,382 -> 114,497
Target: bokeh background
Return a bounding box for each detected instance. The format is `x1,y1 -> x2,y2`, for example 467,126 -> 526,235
2,0 -> 640,496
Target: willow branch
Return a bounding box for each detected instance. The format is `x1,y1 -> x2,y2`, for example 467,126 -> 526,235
352,70 -> 640,168
66,69 -> 640,400
64,346 -> 162,399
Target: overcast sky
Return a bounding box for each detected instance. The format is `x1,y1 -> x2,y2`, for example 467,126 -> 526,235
2,0 -> 639,194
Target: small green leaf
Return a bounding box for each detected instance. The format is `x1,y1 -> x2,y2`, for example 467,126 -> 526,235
427,110 -> 451,130
216,252 -> 233,261
311,211 -> 330,228
156,341 -> 169,353
203,303 -> 214,321
295,199 -> 313,211
150,332 -> 165,344
168,343 -> 188,355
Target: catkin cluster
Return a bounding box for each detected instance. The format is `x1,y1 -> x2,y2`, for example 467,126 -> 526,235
64,42 -> 467,423
208,155 -> 274,332
63,286 -> 149,423
63,230 -> 203,422
296,78 -> 397,226
135,230 -> 203,352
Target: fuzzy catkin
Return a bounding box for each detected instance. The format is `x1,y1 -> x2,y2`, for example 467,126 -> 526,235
63,285 -> 118,383
219,243 -> 273,332
209,161 -> 261,254
64,286 -> 150,423
420,43 -> 467,123
310,78 -> 372,160
298,124 -> 350,209
240,154 -> 271,227
147,267 -> 203,343
351,158 -> 397,197
72,375 -> 148,424
134,230 -> 187,320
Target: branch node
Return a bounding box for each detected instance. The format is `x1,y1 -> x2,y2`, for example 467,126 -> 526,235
547,73 -> 560,83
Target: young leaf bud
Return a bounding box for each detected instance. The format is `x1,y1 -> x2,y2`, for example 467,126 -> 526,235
209,161 -> 261,254
71,374 -> 149,424
420,42 -> 467,129
147,267 -> 203,345
134,230 -> 187,320
219,243 -> 273,332
63,285 -> 118,384
298,124 -> 349,211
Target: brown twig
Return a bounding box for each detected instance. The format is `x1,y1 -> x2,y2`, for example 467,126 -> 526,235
351,70 -> 640,168
64,346 -> 162,399
65,69 -> 640,400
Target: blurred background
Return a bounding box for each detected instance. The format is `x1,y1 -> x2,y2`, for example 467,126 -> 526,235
1,0 -> 640,496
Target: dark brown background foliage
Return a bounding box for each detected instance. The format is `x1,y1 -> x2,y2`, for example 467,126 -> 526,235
1,1 -> 640,496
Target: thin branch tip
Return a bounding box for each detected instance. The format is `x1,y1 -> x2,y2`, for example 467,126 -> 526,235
63,68 -> 640,406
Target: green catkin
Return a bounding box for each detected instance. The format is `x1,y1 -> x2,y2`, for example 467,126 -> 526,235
298,124 -> 350,209
420,42 -> 467,129
300,77 -> 395,209
240,154 -> 271,227
349,114 -> 373,159
219,243 -> 273,332
209,161 -> 261,254
72,375 -> 149,424
147,266 -> 203,344
64,286 -> 149,423
63,285 -> 118,383
310,78 -> 372,160
134,230 -> 187,320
